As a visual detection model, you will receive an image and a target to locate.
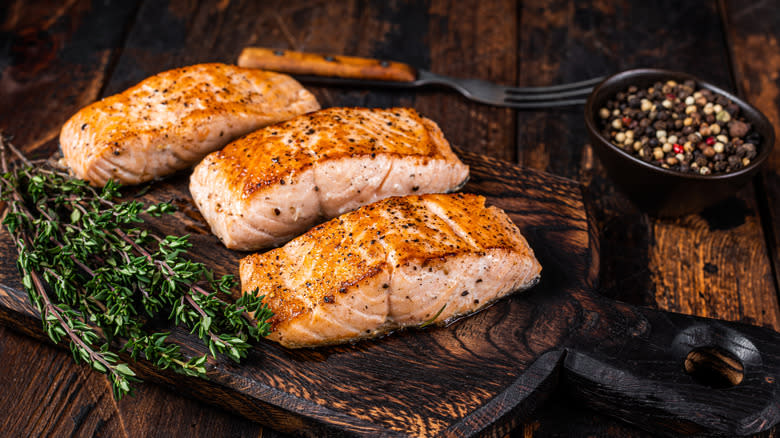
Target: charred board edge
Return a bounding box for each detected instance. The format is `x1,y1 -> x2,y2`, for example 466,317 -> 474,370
561,295 -> 780,437
0,298 -> 572,438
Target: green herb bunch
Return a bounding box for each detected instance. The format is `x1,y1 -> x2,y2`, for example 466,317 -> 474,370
0,135 -> 273,399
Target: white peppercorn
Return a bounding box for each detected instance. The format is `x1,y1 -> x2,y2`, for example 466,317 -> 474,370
599,79 -> 760,175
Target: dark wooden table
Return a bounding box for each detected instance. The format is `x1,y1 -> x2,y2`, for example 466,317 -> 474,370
2,1 -> 780,436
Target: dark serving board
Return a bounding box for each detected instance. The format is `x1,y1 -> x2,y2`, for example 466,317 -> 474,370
1,150 -> 779,437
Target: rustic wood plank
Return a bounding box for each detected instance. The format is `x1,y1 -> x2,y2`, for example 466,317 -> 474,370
513,0 -> 780,436
0,326 -> 129,437
3,0 -> 780,436
73,1 -> 518,434
1,0 -> 518,435
412,0 -> 518,161
515,0 -> 780,335
0,1 -> 266,437
103,0 -> 517,161
0,0 -> 139,155
0,321 -> 269,438
3,149 -> 780,436
115,385 -> 265,438
0,2 -> 140,437
722,0 -> 780,329
0,148 -> 592,436
310,0 -> 518,161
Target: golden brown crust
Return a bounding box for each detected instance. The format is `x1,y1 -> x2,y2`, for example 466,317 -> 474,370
190,106 -> 470,251
208,107 -> 457,196
240,193 -> 540,339
60,63 -> 319,185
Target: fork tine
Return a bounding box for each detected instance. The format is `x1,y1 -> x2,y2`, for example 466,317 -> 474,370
504,76 -> 606,94
503,86 -> 594,102
502,98 -> 589,109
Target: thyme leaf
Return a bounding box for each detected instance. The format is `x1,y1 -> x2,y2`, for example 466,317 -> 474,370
0,134 -> 272,399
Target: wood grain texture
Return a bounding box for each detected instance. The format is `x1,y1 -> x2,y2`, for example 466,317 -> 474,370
514,0 -> 780,355
723,0 -> 780,338
0,327 -> 266,438
238,47 -> 418,81
513,0 -> 780,436
0,0 -> 139,155
413,0 -> 518,162
0,326 -> 128,437
0,1 -> 265,437
101,0 -> 518,162
0,150 -> 591,437
3,0 -> 780,437
3,145 -> 780,436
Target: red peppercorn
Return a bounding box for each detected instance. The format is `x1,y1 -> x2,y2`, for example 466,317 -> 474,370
622,116 -> 632,125
666,93 -> 676,100
673,143 -> 683,154
706,136 -> 716,145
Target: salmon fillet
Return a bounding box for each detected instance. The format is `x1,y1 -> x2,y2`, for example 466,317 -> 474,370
239,193 -> 541,348
60,63 -> 320,186
190,107 -> 470,250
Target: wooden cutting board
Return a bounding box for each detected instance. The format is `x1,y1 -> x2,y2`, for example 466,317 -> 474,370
1,150 -> 779,437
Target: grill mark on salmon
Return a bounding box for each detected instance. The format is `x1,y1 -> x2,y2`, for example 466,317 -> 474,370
60,63 -> 319,186
190,107 -> 470,250
239,193 -> 541,348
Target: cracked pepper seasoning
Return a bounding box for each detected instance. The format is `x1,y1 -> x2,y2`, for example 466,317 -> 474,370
598,80 -> 760,175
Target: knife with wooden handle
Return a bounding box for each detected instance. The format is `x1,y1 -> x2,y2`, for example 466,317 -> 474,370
238,47 -> 417,82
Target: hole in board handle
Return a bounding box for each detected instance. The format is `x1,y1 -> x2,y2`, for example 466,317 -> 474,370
684,346 -> 744,388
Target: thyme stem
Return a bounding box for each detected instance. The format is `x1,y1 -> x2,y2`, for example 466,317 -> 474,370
0,133 -> 272,399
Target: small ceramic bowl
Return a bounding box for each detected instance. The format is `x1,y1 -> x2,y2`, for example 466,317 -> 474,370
584,68 -> 774,217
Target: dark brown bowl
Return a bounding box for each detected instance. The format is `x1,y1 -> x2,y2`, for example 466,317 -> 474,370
584,68 -> 775,217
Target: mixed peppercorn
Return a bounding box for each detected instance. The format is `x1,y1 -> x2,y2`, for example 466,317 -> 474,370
598,80 -> 760,175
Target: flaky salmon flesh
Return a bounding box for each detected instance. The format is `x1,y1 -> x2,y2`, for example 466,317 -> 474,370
190,107 -> 469,251
60,63 -> 319,186
240,193 -> 541,348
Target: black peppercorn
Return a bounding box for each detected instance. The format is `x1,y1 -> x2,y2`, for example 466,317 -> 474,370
598,80 -> 759,175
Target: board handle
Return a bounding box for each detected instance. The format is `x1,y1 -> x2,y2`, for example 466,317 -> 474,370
563,304 -> 780,436
238,47 -> 417,82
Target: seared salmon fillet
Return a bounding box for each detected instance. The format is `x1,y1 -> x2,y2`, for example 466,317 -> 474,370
190,107 -> 469,250
60,63 -> 319,186
239,193 -> 541,348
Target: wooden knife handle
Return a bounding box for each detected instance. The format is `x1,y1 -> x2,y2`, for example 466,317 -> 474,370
237,47 -> 417,82
562,300 -> 780,436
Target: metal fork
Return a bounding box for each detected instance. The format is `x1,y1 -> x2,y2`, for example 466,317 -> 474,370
238,48 -> 604,109
295,71 -> 604,109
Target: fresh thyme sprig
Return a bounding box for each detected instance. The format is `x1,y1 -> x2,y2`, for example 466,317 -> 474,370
0,135 -> 273,399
